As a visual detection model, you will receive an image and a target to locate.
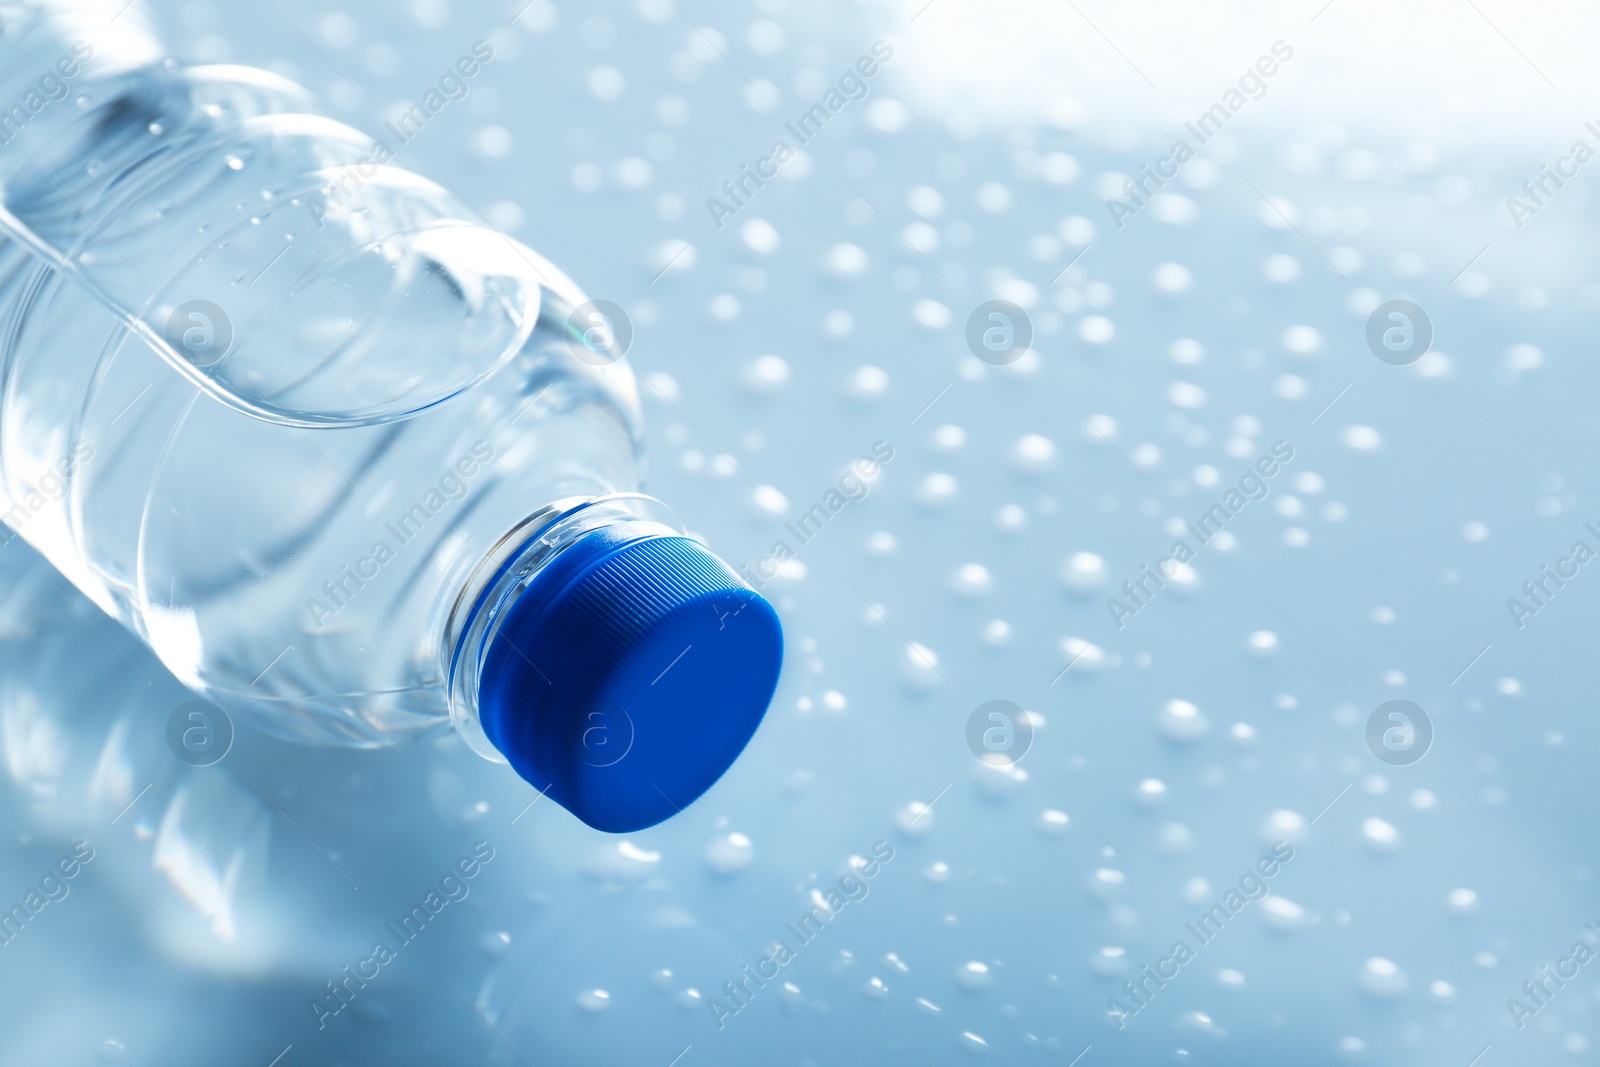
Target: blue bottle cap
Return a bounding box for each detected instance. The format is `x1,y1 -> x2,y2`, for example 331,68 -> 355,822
477,521 -> 783,832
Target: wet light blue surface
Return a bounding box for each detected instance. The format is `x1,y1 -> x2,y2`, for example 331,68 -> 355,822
3,1 -> 1599,1064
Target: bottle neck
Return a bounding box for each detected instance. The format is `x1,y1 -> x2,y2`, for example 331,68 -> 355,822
443,493 -> 684,762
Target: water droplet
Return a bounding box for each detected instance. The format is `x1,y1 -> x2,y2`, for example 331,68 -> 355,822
955,961 -> 993,991
1036,809 -> 1070,835
577,988 -> 611,1012
1180,1011 -> 1221,1034
1260,809 -> 1307,845
931,423 -> 967,450
996,504 -> 1028,533
828,242 -> 868,276
913,299 -> 951,329
1341,425 -> 1382,452
950,564 -> 993,598
901,643 -> 943,690
589,64 -> 625,100
1134,778 -> 1167,807
1082,413 -> 1118,443
1247,630 -> 1278,655
1059,636 -> 1107,673
1359,956 -> 1407,997
982,619 -> 1012,647
1260,896 -> 1311,931
1167,381 -> 1206,408
867,531 -> 898,555
1090,946 -> 1128,975
1087,868 -> 1125,900
1506,342 -> 1543,370
896,801 -> 935,836
972,760 -> 1027,800
1164,561 -> 1201,593
653,238 -> 695,274
1059,551 -> 1108,593
1011,434 -> 1056,472
976,182 -> 1010,211
584,840 -> 662,881
916,472 -> 958,506
1159,699 -> 1209,742
741,218 -> 780,255
1361,817 -> 1400,852
644,372 -> 680,403
1156,822 -> 1193,854
743,354 -> 790,394
1154,262 -> 1192,293
751,484 -> 787,516
706,832 -> 754,874
1079,315 -> 1114,343
866,97 -> 909,132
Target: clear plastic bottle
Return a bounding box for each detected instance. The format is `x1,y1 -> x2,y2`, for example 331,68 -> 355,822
0,0 -> 783,831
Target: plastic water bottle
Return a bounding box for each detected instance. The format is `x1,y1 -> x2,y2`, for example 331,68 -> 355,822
0,0 -> 784,832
